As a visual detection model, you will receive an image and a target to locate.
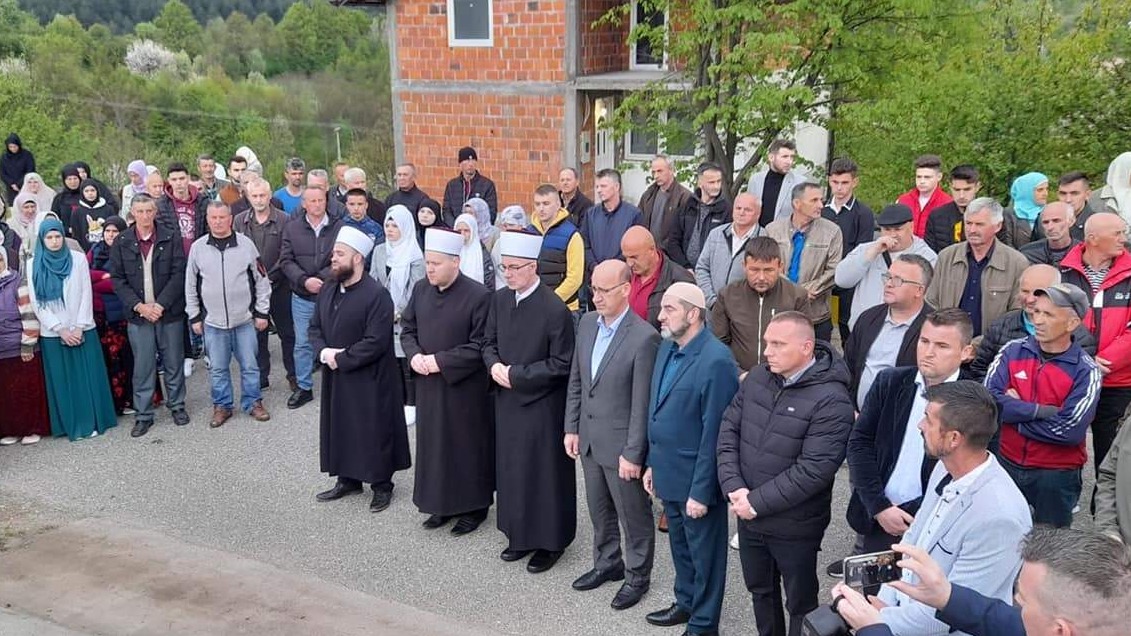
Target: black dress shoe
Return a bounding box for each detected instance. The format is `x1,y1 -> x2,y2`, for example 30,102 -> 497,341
680,631 -> 718,636
500,547 -> 533,562
450,514 -> 485,536
172,409 -> 190,426
645,604 -> 691,627
370,489 -> 393,513
287,388 -> 314,409
571,566 -> 625,591
611,581 -> 649,610
130,420 -> 153,438
526,549 -> 564,573
422,514 -> 451,529
315,482 -> 363,501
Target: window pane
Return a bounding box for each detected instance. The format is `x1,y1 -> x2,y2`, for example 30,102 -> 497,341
629,110 -> 658,156
634,7 -> 665,66
453,0 -> 490,41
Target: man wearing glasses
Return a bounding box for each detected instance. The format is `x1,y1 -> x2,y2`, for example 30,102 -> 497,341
835,203 -> 937,330
843,254 -> 936,411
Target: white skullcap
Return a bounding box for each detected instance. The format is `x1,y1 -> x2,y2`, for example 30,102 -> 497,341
335,225 -> 374,258
498,230 -> 543,260
663,282 -> 707,309
424,228 -> 463,256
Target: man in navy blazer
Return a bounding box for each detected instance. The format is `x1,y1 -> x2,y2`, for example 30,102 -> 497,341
642,282 -> 739,636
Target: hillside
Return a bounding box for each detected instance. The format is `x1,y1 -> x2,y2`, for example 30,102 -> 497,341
18,0 -> 297,33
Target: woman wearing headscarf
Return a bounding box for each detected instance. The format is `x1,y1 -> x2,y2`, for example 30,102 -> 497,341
490,205 -> 530,290
453,213 -> 494,289
88,216 -> 135,416
415,197 -> 444,249
18,172 -> 55,214
1,133 -> 34,207
235,146 -> 263,174
72,178 -> 115,252
1098,152 -> 1131,220
72,161 -> 120,215
1005,171 -> 1048,248
462,197 -> 499,253
370,204 -> 425,424
28,218 -> 117,441
0,247 -> 50,446
10,192 -> 39,255
120,159 -> 148,217
50,164 -> 83,229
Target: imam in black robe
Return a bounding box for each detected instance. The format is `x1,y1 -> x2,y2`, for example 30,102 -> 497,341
309,275 -> 411,486
400,273 -> 496,516
483,281 -> 577,552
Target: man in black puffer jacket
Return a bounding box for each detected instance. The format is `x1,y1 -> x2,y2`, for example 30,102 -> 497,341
717,311 -> 855,636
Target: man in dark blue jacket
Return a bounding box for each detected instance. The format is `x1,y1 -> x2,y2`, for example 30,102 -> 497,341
642,282 -> 738,636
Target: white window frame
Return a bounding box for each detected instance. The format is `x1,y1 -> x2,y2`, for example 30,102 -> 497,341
624,111 -> 696,161
629,0 -> 667,70
448,0 -> 494,48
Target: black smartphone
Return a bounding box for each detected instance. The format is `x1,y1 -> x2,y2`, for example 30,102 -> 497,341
843,550 -> 902,589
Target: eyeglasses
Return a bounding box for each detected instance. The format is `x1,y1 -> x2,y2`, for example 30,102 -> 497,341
498,262 -> 536,273
590,282 -> 628,296
881,273 -> 924,288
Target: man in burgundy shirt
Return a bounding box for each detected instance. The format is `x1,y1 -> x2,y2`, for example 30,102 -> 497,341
622,226 -> 693,329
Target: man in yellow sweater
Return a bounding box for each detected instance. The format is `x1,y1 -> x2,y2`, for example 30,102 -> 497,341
532,183 -> 585,314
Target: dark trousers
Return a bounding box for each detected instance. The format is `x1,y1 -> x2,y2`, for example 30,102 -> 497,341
396,356 -> 416,406
257,283 -> 295,383
581,452 -> 655,586
127,319 -> 186,422
662,499 -> 727,633
1091,387 -> 1131,512
1001,457 -> 1081,527
833,288 -> 853,344
738,523 -> 822,636
814,319 -> 833,344
339,476 -> 393,493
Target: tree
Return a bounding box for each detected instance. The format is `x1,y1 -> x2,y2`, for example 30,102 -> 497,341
154,0 -> 204,57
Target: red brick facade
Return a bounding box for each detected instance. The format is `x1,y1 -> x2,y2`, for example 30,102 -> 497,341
580,0 -> 629,75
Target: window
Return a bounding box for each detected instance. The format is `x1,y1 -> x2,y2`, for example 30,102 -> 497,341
630,0 -> 666,69
625,110 -> 697,159
448,0 -> 493,47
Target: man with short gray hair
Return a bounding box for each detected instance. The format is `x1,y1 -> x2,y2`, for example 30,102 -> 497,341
386,163 -> 430,213
341,166 -> 385,223
926,197 -> 1029,336
307,168 -> 349,219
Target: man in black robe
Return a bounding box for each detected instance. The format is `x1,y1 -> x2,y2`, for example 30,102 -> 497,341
483,230 -> 577,573
401,227 -> 496,535
309,226 -> 411,513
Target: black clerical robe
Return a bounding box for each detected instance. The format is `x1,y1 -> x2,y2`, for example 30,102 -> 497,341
400,273 -> 496,515
310,276 -> 411,485
483,281 -> 577,552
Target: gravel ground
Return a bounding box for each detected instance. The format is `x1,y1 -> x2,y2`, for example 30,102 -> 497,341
0,343 -> 1098,635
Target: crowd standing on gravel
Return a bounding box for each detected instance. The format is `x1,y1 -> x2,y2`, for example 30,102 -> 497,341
3,135 -> 1131,635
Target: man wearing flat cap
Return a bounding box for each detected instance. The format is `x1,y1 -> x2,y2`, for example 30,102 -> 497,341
985,282 -> 1101,527
642,282 -> 738,636
442,146 -> 499,227
309,225 -> 411,514
483,230 -> 576,574
835,203 -> 937,329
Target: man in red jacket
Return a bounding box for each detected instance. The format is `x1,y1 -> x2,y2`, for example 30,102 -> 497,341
897,154 -> 953,238
1058,212 -> 1131,513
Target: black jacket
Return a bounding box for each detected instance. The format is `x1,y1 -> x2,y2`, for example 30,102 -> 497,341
821,198 -> 875,256
843,302 -> 932,407
108,225 -> 187,324
1031,202 -> 1094,243
717,341 -> 855,539
1019,238 -> 1080,266
156,191 -> 209,242
846,366 -> 940,535
441,172 -> 498,226
665,190 -> 732,267
644,255 -> 695,328
0,133 -> 34,193
278,213 -> 343,300
560,190 -> 594,228
385,185 -> 429,213
233,206 -> 290,284
923,201 -> 964,254
968,308 -> 1097,382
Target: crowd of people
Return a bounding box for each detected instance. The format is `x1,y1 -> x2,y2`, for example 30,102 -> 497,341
4,133 -> 1131,635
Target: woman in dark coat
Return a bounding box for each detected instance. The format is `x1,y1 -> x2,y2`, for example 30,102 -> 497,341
0,133 -> 35,207
50,164 -> 83,229
88,216 -> 135,415
72,179 -> 116,252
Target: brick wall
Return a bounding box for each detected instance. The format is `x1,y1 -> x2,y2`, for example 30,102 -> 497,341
579,0 -> 629,74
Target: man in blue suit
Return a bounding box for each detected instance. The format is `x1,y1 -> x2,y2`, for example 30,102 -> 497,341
642,282 -> 739,636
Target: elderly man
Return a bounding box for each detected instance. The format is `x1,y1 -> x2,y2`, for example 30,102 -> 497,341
401,228 -> 495,534
926,197 -> 1029,337
340,167 -> 386,224
184,201 -> 271,427
986,283 -> 1102,527
309,226 -> 411,513
643,282 -> 738,636
667,163 -> 732,269
765,182 -> 843,342
442,146 -> 498,225
385,163 -> 430,213
638,156 -> 691,246
835,203 -> 937,328
696,192 -> 762,309
1060,212 -> 1131,510
718,311 -> 854,636
558,167 -> 594,226
1020,201 -> 1079,265
484,231 -> 576,573
622,226 -> 694,329
1032,171 -> 1097,242
748,139 -> 808,227
565,260 -> 660,610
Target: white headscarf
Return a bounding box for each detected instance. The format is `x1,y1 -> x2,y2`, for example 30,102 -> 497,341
454,213 -> 485,284
1104,152 -> 1131,218
19,172 -> 56,214
383,205 -> 423,311
463,197 -> 498,247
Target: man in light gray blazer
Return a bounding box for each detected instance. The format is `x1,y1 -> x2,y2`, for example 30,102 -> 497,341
746,139 -> 808,227
565,259 -> 661,611
876,381 -> 1032,636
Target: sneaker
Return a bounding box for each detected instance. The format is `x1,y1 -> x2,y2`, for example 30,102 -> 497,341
249,401 -> 270,422
20,434 -> 40,445
0,436 -> 18,445
729,532 -> 739,550
183,359 -> 194,378
826,559 -> 845,578
404,405 -> 416,425
121,407 -> 137,415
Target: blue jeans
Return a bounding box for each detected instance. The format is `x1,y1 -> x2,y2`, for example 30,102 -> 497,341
291,295 -> 316,391
1001,456 -> 1082,528
204,322 -> 261,412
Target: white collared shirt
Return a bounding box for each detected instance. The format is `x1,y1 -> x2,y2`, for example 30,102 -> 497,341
883,368 -> 961,506
306,213 -> 329,237
921,453 -> 993,549
515,278 -> 541,306
730,224 -> 760,258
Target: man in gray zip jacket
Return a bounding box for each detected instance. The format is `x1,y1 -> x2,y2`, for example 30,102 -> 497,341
186,201 -> 272,427
695,192 -> 762,308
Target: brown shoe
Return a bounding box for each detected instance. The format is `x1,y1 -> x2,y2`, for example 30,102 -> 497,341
210,406 -> 233,428
249,401 -> 270,422
658,512 -> 669,533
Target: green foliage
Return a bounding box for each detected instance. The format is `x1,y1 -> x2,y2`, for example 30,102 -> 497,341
153,0 -> 204,57
16,0 -> 297,34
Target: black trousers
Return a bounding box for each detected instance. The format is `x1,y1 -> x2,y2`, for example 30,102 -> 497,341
738,524 -> 822,636
257,282 -> 296,383
833,288 -> 854,344
338,476 -> 393,493
1091,386 -> 1131,512
814,319 -> 833,344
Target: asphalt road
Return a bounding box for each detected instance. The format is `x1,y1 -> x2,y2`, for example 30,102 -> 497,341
0,342 -> 1098,635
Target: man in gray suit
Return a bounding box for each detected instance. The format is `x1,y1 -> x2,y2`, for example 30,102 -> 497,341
747,139 -> 808,228
875,381 -> 1032,636
565,259 -> 661,611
